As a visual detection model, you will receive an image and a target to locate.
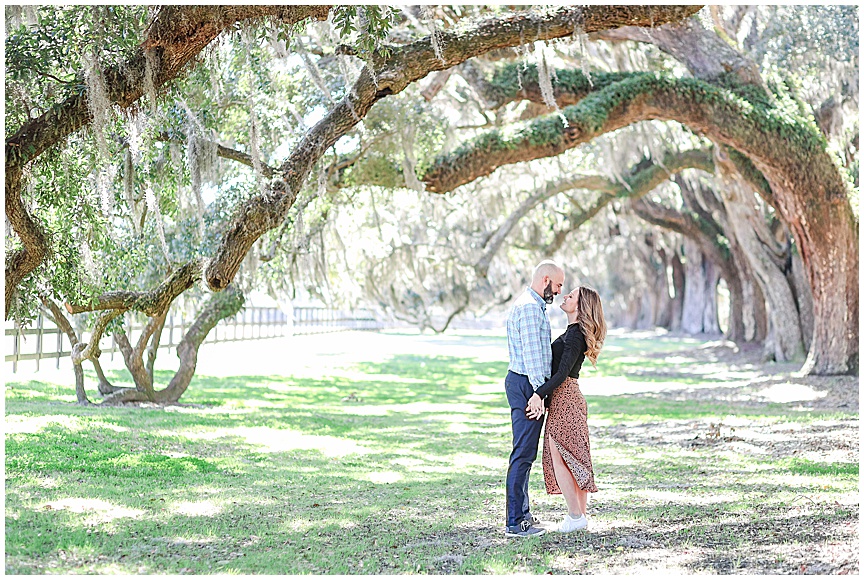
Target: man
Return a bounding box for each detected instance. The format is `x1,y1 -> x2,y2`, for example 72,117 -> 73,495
503,260 -> 565,538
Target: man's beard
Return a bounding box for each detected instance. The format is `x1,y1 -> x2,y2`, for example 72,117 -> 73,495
543,281 -> 555,304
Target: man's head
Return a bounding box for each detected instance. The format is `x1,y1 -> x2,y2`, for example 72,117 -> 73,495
530,260 -> 565,304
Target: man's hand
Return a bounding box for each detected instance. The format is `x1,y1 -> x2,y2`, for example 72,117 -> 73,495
525,393 -> 545,420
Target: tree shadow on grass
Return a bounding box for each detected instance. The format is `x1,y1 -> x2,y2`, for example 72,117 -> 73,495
6,422 -> 858,575
6,348 -> 858,574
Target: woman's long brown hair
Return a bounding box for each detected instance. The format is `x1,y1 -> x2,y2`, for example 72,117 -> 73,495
576,286 -> 607,366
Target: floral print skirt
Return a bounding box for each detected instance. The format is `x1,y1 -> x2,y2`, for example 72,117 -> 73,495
543,377 -> 598,494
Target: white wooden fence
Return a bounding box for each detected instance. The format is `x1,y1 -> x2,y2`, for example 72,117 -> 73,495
6,306 -> 383,373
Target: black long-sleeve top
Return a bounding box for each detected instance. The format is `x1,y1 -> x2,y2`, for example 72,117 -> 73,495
535,323 -> 587,400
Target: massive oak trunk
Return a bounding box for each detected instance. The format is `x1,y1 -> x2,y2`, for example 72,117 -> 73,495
669,249 -> 686,331
679,240 -> 721,335
632,233 -> 668,330
714,152 -> 806,362
790,251 -> 815,352
653,247 -> 675,329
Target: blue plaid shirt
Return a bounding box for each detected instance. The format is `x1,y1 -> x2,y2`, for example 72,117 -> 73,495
506,287 -> 552,390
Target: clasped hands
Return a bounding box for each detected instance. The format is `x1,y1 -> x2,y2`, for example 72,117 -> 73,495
525,393 -> 545,421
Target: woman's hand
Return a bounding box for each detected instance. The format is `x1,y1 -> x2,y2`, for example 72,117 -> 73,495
525,393 -> 545,420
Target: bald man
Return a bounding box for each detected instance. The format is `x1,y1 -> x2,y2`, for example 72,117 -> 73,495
503,260 -> 565,538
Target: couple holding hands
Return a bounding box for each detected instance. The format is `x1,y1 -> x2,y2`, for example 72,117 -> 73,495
504,260 -> 607,538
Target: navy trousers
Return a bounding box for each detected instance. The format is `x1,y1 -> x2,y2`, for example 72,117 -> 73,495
504,370 -> 545,528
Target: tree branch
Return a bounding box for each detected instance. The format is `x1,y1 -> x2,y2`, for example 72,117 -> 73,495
6,6 -> 330,171
38,294 -> 79,347
594,17 -> 762,87
5,167 -> 49,319
65,259 -> 203,317
72,309 -> 123,364
419,72 -> 846,216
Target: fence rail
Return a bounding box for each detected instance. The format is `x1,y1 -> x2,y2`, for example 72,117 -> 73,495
6,306 -> 382,373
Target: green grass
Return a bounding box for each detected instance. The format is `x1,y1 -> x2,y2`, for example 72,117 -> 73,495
5,333 -> 858,574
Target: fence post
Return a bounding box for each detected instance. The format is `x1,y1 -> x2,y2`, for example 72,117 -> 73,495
12,326 -> 20,373
35,313 -> 43,372
56,321 -> 63,369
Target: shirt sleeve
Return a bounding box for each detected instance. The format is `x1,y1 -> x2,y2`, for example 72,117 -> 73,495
535,327 -> 587,399
519,306 -> 550,389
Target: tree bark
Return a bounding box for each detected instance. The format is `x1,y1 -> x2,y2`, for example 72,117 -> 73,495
680,240 -> 709,334
653,246 -> 674,329
114,329 -> 154,399
146,313 -> 167,385
6,167 -> 49,319
595,17 -> 763,87
727,234 -> 768,344
630,192 -> 746,341
421,69 -> 453,102
790,250 -> 814,352
669,249 -> 685,331
702,259 -> 721,335
92,357 -> 119,396
65,259 -> 203,316
158,286 -> 244,402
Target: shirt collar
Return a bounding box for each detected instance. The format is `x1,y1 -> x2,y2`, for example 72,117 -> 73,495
527,287 -> 547,312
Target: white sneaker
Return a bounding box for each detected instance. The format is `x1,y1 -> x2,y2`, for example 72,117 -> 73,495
557,513 -> 587,533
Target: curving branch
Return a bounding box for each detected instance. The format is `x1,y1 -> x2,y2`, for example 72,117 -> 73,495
420,73 -> 843,198
72,309 -> 123,365
101,285 -> 244,405
5,167 -> 49,319
157,131 -> 278,178
458,60 -> 633,111
65,258 -> 203,316
631,196 -> 733,283
203,5 -> 704,291
6,6 -> 330,171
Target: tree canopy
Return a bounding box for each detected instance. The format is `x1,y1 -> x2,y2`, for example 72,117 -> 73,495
4,5 -> 858,404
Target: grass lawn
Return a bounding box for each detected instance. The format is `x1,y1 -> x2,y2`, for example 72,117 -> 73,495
4,330 -> 859,574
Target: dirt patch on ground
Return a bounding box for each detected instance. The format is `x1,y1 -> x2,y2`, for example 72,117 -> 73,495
627,339 -> 858,409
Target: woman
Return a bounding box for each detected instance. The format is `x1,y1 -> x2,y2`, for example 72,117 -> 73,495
525,286 -> 607,533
